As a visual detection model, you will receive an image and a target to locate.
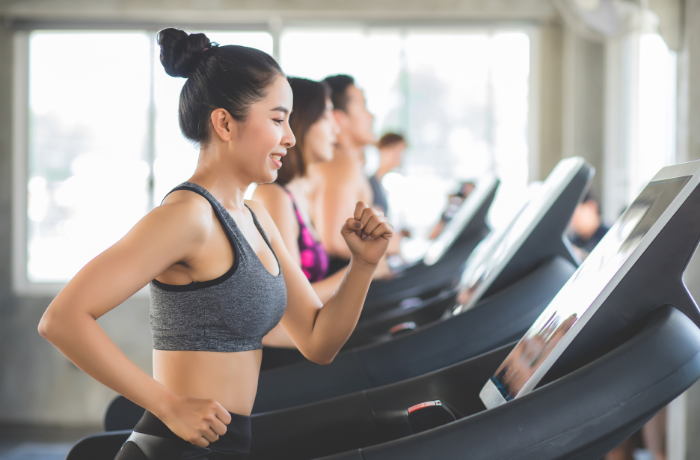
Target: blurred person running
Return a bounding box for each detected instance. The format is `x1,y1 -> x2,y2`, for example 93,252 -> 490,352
254,77 -> 351,369
371,132 -> 407,215
309,75 -> 391,277
569,191 -> 610,258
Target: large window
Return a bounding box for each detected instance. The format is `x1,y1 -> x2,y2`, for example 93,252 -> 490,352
631,33 -> 677,199
281,28 -> 530,234
17,26 -> 530,290
27,32 -> 152,283
23,30 -> 272,287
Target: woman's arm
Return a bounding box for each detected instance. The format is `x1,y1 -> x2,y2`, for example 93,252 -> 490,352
307,267 -> 347,302
247,200 -> 392,364
38,199 -> 231,447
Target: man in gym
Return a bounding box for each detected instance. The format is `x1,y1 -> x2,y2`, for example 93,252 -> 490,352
309,75 -> 385,276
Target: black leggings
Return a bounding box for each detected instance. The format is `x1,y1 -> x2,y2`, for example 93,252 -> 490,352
114,410 -> 251,460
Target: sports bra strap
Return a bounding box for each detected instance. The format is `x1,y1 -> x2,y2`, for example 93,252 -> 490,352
244,204 -> 278,264
164,184 -> 239,249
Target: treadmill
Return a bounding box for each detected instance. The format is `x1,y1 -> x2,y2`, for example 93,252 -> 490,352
73,160 -> 700,460
101,157 -> 591,432
251,157 -> 590,414
239,159 -> 700,460
361,175 -> 500,317
260,175 -> 501,371
341,157 -> 589,350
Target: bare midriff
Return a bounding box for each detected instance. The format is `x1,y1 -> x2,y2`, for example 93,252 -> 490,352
153,349 -> 262,416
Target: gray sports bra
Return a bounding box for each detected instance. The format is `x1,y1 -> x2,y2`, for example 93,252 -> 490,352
150,182 -> 287,352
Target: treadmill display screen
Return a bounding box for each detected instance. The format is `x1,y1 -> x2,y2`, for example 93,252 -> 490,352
488,177 -> 690,402
423,176 -> 498,266
454,160 -> 580,313
453,208 -> 524,313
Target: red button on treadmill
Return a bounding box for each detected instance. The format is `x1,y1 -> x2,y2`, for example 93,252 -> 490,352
408,400 -> 442,414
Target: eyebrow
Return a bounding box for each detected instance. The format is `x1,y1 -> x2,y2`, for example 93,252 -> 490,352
271,106 -> 289,114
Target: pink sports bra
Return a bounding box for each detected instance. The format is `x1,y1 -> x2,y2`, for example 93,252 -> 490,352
281,186 -> 330,283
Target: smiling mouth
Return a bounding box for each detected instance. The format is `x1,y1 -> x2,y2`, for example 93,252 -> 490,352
271,154 -> 282,162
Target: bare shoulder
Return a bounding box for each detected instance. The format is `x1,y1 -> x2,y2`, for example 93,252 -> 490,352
314,149 -> 356,180
253,183 -> 292,206
152,189 -> 215,242
252,184 -> 296,224
246,199 -> 284,240
245,199 -> 276,227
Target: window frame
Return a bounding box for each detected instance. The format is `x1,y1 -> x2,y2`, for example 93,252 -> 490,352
12,21 -> 539,296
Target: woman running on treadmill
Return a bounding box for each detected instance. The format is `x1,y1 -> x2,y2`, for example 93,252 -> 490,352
256,77 -> 357,363
254,77 -> 345,304
37,28 -> 393,460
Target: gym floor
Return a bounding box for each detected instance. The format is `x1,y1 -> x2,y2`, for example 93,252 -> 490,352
0,424 -> 99,460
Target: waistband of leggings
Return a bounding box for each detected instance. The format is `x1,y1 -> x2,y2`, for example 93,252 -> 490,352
133,410 -> 251,454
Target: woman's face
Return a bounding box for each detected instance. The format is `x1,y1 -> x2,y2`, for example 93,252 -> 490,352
303,97 -> 339,165
230,75 -> 296,184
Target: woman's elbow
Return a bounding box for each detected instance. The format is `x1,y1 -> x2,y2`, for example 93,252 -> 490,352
308,351 -> 337,366
38,308 -> 64,341
37,312 -> 54,340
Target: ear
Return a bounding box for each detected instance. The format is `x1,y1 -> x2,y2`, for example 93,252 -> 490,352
333,109 -> 350,130
210,109 -> 236,142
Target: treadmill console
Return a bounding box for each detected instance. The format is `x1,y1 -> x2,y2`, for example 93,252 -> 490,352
423,175 -> 499,266
454,157 -> 588,314
481,163 -> 699,409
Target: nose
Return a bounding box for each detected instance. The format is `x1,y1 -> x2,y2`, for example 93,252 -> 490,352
282,123 -> 296,148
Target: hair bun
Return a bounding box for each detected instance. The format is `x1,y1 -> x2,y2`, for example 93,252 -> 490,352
157,28 -> 212,78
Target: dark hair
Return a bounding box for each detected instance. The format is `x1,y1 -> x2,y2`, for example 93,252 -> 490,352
276,77 -> 330,186
582,190 -> 599,204
582,190 -> 602,216
157,28 -> 284,143
323,74 -> 355,113
378,132 -> 406,149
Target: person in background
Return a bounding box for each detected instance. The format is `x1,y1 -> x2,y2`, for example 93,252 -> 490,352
253,77 -> 346,368
605,403 -> 667,460
371,132 -> 407,215
372,132 -> 410,256
254,77 -> 343,303
569,191 -> 609,258
429,181 -> 476,240
310,74 -> 390,277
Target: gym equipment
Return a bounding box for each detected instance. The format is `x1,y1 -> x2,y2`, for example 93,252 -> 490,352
240,160 -> 700,459
101,157 -> 591,431
260,176 -> 501,371
244,161 -> 700,458
361,175 -> 499,317
343,157 -> 590,350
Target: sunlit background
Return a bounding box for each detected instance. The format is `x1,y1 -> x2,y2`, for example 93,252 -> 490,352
25,26 -> 677,283
26,28 -> 532,282
2,1 -> 700,459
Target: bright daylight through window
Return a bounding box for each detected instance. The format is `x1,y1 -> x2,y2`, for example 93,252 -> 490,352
24,27 -> 530,285
281,29 -> 531,235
